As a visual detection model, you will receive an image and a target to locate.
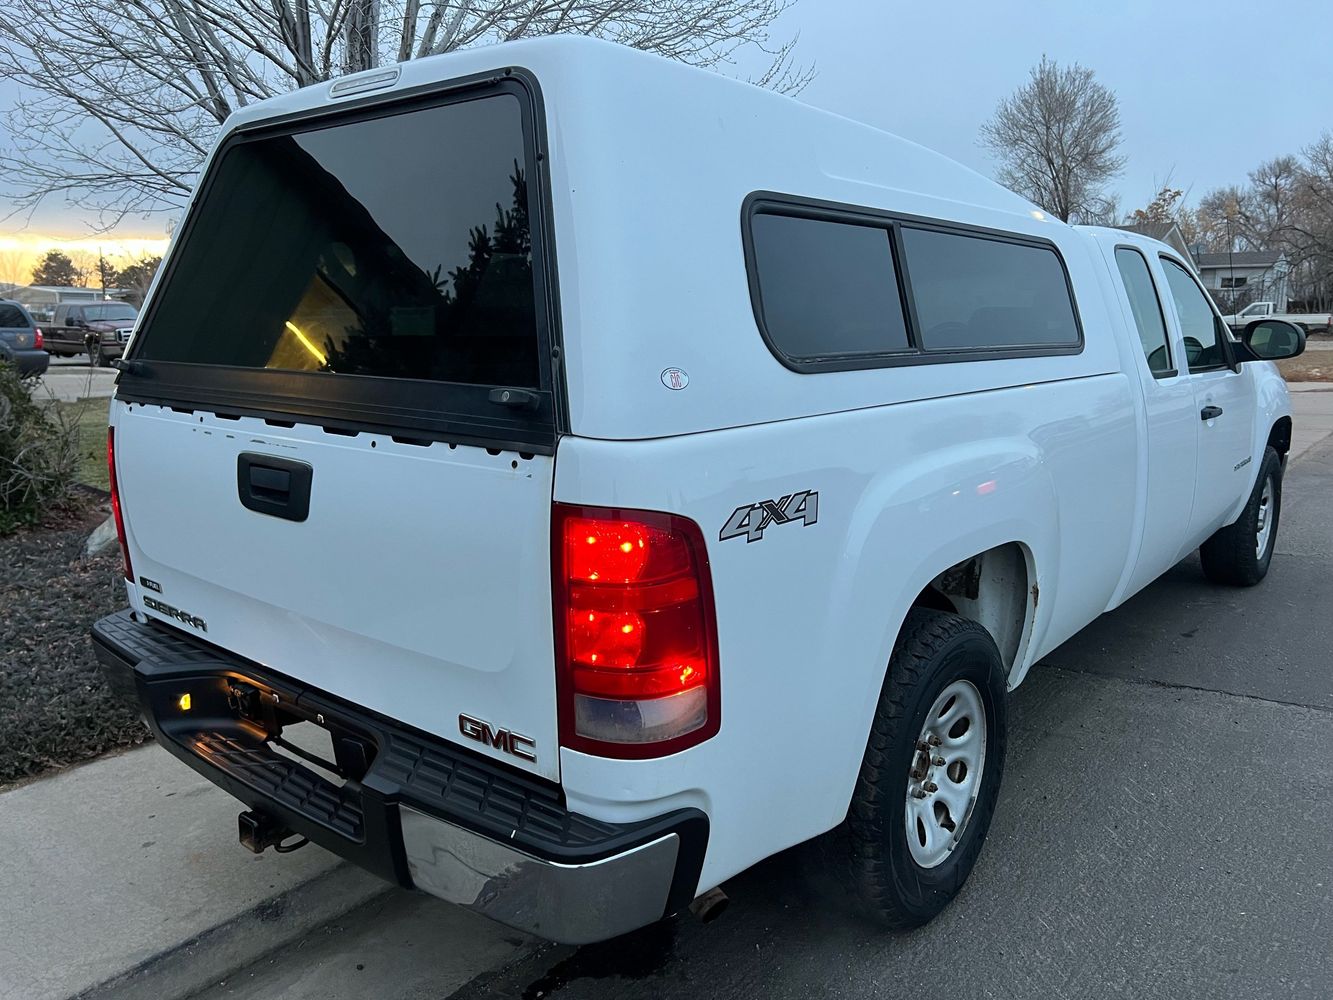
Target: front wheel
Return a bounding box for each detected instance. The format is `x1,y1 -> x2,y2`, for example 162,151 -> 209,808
1200,446 -> 1282,587
842,608 -> 1007,929
88,340 -> 105,367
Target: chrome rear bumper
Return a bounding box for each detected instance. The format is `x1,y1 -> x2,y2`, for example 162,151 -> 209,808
402,807 -> 682,944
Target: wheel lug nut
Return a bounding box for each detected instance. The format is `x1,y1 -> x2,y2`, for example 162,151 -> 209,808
932,756 -> 945,766
927,734 -> 942,747
916,740 -> 930,752
924,781 -> 938,793
910,786 -> 927,799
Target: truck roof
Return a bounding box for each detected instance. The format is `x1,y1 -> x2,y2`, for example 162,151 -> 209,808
219,35 -> 1038,224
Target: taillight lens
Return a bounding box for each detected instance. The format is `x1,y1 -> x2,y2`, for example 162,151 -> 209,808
34,328 -> 43,349
553,504 -> 720,758
107,428 -> 133,581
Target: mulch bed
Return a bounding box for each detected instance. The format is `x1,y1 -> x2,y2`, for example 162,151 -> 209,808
0,492 -> 148,787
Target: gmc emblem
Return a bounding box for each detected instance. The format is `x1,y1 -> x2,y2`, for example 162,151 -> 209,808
458,714 -> 537,762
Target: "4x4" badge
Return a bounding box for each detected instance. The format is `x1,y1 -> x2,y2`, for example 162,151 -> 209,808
720,491 -> 819,543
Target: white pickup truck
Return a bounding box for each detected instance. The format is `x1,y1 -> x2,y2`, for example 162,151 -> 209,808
1224,300 -> 1332,334
93,37 -> 1306,944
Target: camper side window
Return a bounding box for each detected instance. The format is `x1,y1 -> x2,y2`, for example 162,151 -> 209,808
749,213 -> 911,363
901,227 -> 1081,352
746,198 -> 1083,372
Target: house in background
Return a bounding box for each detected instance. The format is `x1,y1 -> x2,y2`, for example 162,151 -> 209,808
1107,226 -> 1290,315
1192,251 -> 1288,314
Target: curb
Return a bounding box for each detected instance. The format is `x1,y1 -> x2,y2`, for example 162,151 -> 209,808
74,864 -> 390,1000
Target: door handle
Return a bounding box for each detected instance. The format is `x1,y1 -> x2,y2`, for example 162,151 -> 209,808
1200,405 -> 1224,421
237,453 -> 313,522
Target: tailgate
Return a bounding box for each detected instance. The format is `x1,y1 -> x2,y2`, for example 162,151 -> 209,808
108,72 -> 564,778
115,405 -> 560,778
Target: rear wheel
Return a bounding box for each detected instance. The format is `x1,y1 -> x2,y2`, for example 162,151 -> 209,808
1200,447 -> 1282,587
843,608 -> 1007,928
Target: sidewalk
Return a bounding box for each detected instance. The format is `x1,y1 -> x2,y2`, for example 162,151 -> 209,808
0,743 -> 386,1000
1288,381 -> 1333,461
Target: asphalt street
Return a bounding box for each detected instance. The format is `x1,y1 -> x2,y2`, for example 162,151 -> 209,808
192,431 -> 1333,1000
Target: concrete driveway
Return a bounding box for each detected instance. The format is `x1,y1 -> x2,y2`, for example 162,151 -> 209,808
197,414 -> 1333,1000
30,355 -> 117,403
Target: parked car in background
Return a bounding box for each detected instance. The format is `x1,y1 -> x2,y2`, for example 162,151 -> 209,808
1222,301 -> 1332,334
44,301 -> 139,366
0,299 -> 49,377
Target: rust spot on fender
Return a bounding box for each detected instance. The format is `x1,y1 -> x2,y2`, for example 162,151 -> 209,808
1030,582 -> 1040,608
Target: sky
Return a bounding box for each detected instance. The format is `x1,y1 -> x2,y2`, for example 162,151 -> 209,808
0,0 -> 1328,275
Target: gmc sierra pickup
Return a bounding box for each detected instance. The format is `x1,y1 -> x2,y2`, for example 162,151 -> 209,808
93,36 -> 1305,944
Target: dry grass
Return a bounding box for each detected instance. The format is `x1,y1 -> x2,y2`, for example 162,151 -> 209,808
1277,354 -> 1333,383
54,398 -> 111,491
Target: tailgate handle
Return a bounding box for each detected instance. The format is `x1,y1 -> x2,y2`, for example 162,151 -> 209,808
238,454 -> 313,522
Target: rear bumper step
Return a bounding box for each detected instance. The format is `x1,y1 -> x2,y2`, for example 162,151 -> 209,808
92,609 -> 707,944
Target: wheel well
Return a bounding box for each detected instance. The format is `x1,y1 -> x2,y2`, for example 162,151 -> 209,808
1267,417 -> 1292,458
910,543 -> 1032,681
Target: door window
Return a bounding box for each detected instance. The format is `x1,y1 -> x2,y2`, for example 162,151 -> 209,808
1160,258 -> 1229,371
1114,248 -> 1172,376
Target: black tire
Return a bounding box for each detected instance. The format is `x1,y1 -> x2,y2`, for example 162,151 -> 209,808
843,608 -> 1007,929
1200,446 -> 1282,587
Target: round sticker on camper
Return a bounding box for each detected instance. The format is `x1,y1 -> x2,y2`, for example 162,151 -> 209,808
661,368 -> 689,391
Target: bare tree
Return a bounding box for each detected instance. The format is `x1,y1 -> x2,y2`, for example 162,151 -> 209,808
0,0 -> 810,229
1191,140 -> 1333,310
979,56 -> 1125,223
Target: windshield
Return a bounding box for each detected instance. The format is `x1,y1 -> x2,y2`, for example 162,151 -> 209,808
84,303 -> 137,322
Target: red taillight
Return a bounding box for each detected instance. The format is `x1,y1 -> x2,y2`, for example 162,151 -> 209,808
33,328 -> 43,350
107,428 -> 133,581
553,504 -> 720,758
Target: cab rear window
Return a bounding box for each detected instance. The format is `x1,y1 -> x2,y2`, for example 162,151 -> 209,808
124,81 -> 555,451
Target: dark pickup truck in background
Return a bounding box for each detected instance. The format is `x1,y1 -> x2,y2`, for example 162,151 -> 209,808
45,301 -> 139,366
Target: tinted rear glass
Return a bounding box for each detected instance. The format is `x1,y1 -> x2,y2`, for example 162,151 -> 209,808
0,305 -> 30,327
901,228 -> 1080,351
135,94 -> 539,389
750,214 -> 910,359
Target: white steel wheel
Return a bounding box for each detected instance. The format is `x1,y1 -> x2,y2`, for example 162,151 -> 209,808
905,679 -> 987,869
1254,474 -> 1275,560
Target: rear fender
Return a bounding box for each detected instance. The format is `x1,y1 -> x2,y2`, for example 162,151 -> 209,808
817,440 -> 1056,821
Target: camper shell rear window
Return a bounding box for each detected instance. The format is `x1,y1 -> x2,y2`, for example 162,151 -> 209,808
743,194 -> 1083,372
121,77 -> 558,452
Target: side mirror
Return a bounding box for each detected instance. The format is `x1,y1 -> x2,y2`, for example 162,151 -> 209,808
1242,318 -> 1305,361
